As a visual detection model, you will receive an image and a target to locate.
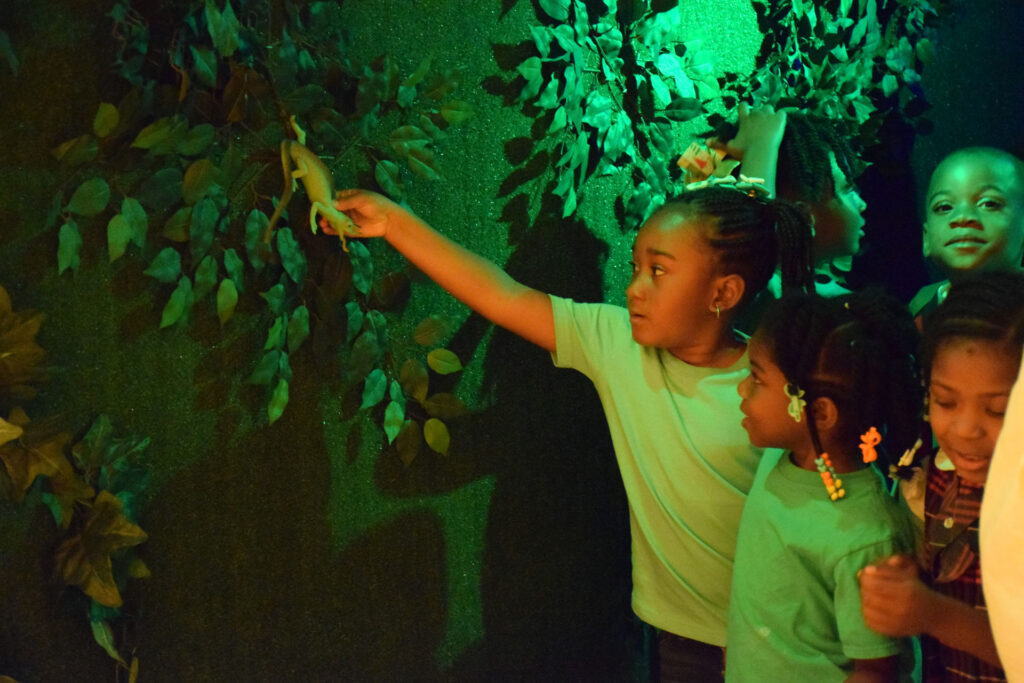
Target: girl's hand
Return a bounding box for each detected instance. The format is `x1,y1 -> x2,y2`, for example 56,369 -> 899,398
706,103 -> 787,161
320,189 -> 396,239
858,554 -> 933,637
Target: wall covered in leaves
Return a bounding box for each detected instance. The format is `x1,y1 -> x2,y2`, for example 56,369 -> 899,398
1,0 -> 1017,680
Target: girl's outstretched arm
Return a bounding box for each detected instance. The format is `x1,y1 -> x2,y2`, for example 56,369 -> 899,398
330,189 -> 556,352
859,554 -> 1002,667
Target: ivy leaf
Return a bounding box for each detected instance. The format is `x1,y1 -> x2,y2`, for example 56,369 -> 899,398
264,314 -> 287,351
182,158 -> 219,205
193,254 -> 218,301
160,276 -> 194,329
423,392 -> 468,419
383,400 -> 405,444
51,134 -> 98,166
361,368 -> 387,409
131,117 -> 177,150
143,247 -> 182,283
248,350 -> 280,385
222,248 -> 244,292
348,240 -> 373,295
57,220 -> 83,275
67,178 -> 111,217
205,0 -> 241,58
408,152 -> 441,181
426,348 -> 462,375
0,430 -> 72,502
93,102 -> 119,138
0,416 -> 23,448
440,100 -> 475,125
244,209 -> 268,270
216,279 -> 238,325
516,57 -> 543,101
390,125 -> 431,157
423,418 -> 450,455
121,198 -> 148,249
189,197 -> 218,263
538,0 -> 570,21
107,215 -> 132,263
347,330 -> 381,384
177,123 -> 215,157
160,207 -> 190,244
91,621 -> 127,666
54,490 -> 148,608
277,228 -> 307,285
286,305 -> 309,353
413,314 -> 450,346
395,419 -> 422,465
345,301 -> 364,343
399,358 -> 429,403
190,45 -> 218,88
136,168 -> 184,212
260,283 -> 285,315
374,160 -> 404,199
267,378 -> 289,424
663,96 -> 702,122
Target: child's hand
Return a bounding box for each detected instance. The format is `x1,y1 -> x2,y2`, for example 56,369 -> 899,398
706,103 -> 787,161
319,189 -> 396,239
858,554 -> 933,637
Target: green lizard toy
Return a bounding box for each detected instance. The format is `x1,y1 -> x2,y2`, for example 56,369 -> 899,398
261,116 -> 360,251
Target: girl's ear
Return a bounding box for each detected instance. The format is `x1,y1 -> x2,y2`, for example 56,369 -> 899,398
810,396 -> 839,431
713,273 -> 746,312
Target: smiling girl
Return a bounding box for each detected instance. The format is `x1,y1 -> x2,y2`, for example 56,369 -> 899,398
860,272 -> 1024,682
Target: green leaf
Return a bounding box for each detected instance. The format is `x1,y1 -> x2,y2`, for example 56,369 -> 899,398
144,248 -> 182,283
361,368 -> 387,409
389,379 -> 406,408
423,418 -> 450,455
177,123 -> 216,157
248,350 -> 280,385
399,358 -> 429,403
538,0 -> 570,21
348,241 -> 373,295
663,96 -> 702,122
121,198 -> 148,248
276,228 -> 307,284
287,305 -> 309,353
193,254 -> 218,301
0,29 -> 19,77
423,393 -> 467,419
345,301 -> 364,343
260,283 -> 285,315
90,620 -> 127,666
131,117 -> 177,150
216,278 -> 238,325
182,158 -> 219,205
160,276 -> 193,328
93,103 -> 119,138
67,178 -> 111,217
516,57 -> 543,102
244,210 -> 268,270
267,378 -> 289,424
222,248 -> 244,292
440,100 -> 475,125
107,214 -> 132,262
347,330 -> 381,384
190,45 -> 218,88
426,348 -> 462,375
51,134 -> 98,166
265,315 -> 287,351
136,168 -> 184,212
189,198 -> 218,263
57,220 -> 82,275
205,0 -> 241,58
389,125 -> 431,157
408,153 -> 440,181
374,160 -> 404,199
413,314 -> 450,346
384,400 -> 405,444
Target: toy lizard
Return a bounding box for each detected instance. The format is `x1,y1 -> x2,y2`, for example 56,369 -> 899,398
261,116 -> 360,250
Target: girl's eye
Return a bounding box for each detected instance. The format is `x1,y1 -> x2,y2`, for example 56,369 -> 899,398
651,264 -> 665,276
987,409 -> 1007,418
931,202 -> 953,214
979,197 -> 1005,210
931,399 -> 954,410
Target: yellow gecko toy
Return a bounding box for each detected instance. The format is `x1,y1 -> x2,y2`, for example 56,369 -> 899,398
261,116 -> 360,250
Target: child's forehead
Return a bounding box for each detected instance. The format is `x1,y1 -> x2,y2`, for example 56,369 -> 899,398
930,151 -> 1024,195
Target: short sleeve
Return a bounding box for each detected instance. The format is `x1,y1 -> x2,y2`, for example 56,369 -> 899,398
833,543 -> 906,660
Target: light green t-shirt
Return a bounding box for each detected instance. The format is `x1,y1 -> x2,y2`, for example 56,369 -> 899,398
550,295 -> 767,645
726,452 -> 915,682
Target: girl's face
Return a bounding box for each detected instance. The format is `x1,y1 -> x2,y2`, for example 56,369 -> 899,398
626,211 -> 721,357
808,154 -> 868,263
928,338 -> 1019,485
737,335 -> 807,451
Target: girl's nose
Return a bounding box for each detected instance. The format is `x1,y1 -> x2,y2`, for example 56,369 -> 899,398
950,204 -> 981,227
950,409 -> 985,439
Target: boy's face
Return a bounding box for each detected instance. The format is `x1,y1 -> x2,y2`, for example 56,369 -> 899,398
808,154 -> 868,264
923,152 -> 1024,274
928,338 -> 1018,485
626,211 -> 720,356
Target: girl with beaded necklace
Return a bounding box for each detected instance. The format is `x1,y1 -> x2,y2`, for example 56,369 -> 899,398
727,290 -> 922,682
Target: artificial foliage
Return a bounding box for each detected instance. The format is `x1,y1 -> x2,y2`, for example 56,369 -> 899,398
47,0 -> 470,461
505,0 -> 941,229
0,287 -> 150,675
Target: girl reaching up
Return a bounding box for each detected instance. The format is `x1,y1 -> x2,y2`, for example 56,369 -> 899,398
729,290 -> 922,682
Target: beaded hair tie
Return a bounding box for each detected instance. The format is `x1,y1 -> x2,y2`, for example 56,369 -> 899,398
815,452 -> 845,501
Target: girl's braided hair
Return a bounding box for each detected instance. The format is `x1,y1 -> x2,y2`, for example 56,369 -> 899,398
921,271 -> 1024,386
757,289 -> 923,471
661,185 -> 816,302
775,112 -> 862,204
